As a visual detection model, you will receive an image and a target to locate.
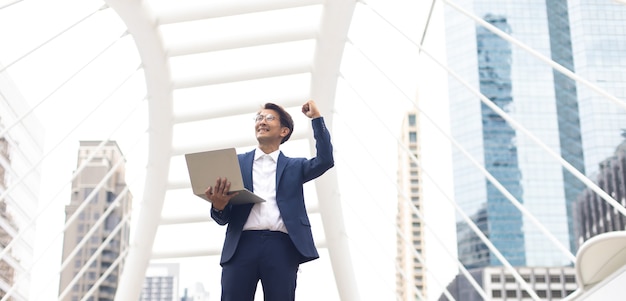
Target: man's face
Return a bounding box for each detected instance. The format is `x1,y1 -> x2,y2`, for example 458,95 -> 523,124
255,109 -> 287,143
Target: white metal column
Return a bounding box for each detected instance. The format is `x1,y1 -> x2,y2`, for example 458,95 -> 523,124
310,1 -> 360,300
104,1 -> 174,301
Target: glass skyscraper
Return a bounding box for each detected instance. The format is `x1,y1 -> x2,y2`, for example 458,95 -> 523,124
445,0 -> 626,269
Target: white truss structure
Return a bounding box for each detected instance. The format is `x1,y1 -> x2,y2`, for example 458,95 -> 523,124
104,0 -> 359,300
0,0 -> 625,300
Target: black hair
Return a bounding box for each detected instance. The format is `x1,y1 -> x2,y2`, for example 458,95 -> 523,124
262,103 -> 293,144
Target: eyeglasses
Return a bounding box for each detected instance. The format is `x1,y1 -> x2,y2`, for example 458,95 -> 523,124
254,114 -> 277,123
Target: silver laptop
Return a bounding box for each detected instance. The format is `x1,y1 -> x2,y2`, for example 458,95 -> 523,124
185,148 -> 265,205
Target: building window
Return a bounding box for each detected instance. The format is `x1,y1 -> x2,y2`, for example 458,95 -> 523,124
506,290 -> 517,298
409,131 -> 417,142
535,275 -> 546,283
408,114 -> 416,126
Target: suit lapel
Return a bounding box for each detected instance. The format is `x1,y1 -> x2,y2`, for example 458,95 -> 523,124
241,150 -> 255,191
235,150 -> 255,220
276,151 -> 287,193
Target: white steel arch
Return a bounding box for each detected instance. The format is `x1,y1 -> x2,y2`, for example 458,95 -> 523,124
103,0 -> 359,300
309,2 -> 359,300
103,1 -> 172,300
4,1 -> 625,300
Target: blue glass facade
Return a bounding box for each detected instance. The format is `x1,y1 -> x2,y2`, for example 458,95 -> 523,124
445,0 -> 626,268
477,15 -> 525,267
546,0 -> 586,253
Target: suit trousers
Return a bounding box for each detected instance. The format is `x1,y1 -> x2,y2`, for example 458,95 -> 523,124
221,230 -> 301,301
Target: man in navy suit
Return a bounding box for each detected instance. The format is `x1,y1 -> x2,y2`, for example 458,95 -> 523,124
204,100 -> 334,301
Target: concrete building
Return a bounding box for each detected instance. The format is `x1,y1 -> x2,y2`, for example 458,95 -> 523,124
58,141 -> 132,301
140,263 -> 179,301
396,110 -> 427,300
440,266 -> 577,301
0,65 -> 45,300
181,282 -> 210,301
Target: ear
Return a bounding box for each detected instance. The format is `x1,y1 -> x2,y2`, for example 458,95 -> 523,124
280,127 -> 290,138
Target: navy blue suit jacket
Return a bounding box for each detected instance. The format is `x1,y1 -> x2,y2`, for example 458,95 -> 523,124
211,117 -> 334,265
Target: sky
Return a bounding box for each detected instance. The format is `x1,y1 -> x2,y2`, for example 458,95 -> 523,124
0,0 -> 457,300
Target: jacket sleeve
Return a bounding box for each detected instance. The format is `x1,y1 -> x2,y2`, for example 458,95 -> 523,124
210,203 -> 232,225
302,117 -> 334,182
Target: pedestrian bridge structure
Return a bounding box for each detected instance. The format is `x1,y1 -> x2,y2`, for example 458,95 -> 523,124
0,0 -> 625,300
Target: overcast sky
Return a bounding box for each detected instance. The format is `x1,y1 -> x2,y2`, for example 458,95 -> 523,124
0,1 -> 457,300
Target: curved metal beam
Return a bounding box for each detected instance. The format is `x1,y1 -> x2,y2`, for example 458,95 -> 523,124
103,1 -> 174,301
309,1 -> 360,300
105,1 -> 359,300
155,0 -> 324,24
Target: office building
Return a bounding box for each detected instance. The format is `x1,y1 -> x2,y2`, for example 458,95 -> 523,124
396,110 -> 427,300
0,66 -> 45,300
442,0 -> 626,299
58,141 -> 132,301
181,282 -> 210,301
574,133 -> 626,246
140,263 -> 179,301
440,266 -> 577,301
445,0 -> 626,269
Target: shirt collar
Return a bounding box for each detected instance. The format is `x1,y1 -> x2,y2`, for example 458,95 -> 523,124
254,147 -> 280,162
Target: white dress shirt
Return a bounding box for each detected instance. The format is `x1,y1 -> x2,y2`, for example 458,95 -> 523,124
242,148 -> 288,233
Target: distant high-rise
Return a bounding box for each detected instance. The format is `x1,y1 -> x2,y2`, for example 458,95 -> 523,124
0,65 -> 45,300
140,263 -> 179,301
0,133 -> 15,299
445,0 -> 626,270
439,266 -> 577,301
58,141 -> 132,301
183,282 -> 211,301
574,132 -> 626,247
396,110 -> 427,300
